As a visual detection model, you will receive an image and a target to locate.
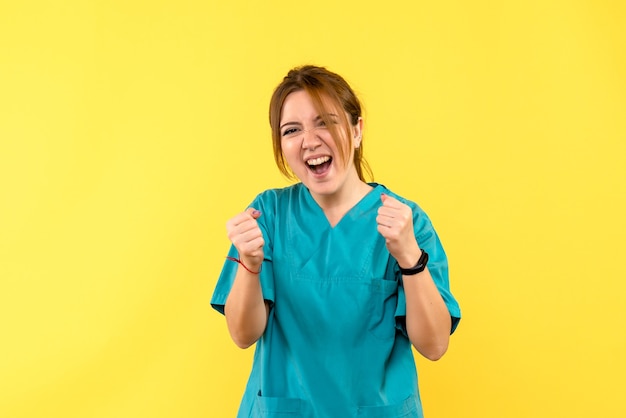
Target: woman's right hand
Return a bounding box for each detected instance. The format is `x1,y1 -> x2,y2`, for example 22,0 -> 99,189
226,208 -> 265,272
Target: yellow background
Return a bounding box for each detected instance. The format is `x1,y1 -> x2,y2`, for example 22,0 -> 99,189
1,1 -> 625,417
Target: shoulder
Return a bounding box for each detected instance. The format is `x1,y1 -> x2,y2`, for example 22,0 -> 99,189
249,184 -> 304,244
249,184 -> 307,222
251,183 -> 304,207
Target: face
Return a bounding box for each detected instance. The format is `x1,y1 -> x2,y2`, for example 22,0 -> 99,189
279,90 -> 363,200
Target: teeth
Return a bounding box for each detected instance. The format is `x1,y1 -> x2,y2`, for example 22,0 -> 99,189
306,156 -> 330,166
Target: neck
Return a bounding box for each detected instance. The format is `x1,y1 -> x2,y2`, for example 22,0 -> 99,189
311,178 -> 372,227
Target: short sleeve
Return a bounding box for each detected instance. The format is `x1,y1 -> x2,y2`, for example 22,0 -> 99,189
210,194 -> 276,315
393,202 -> 461,335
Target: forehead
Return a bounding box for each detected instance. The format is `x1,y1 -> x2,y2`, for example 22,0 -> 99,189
280,89 -> 340,122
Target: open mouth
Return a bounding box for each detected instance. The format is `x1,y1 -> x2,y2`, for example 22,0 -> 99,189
306,156 -> 332,175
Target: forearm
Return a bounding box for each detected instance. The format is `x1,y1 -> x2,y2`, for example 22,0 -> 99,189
403,267 -> 452,361
224,266 -> 268,349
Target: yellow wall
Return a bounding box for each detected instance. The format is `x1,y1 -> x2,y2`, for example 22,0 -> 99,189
1,1 -> 624,417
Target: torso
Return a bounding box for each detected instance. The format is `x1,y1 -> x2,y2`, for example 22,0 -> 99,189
238,183 -> 422,418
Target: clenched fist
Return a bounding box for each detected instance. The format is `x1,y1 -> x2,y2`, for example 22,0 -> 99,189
226,208 -> 265,272
376,194 -> 421,269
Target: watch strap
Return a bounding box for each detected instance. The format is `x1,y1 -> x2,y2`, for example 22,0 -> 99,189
399,249 -> 429,276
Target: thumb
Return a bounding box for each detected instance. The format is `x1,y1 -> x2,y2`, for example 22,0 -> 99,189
246,207 -> 262,219
380,193 -> 400,206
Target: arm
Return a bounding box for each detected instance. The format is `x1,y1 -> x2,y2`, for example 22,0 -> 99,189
223,208 -> 270,349
377,194 -> 452,360
398,259 -> 451,361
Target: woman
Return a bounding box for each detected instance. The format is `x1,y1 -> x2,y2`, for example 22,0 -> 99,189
211,65 -> 461,417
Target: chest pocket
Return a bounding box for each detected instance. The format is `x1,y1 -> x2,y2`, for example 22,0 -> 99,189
367,278 -> 399,340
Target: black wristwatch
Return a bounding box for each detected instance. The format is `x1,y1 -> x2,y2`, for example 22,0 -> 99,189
399,249 -> 429,276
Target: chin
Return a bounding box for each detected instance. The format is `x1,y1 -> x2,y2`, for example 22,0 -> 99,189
304,180 -> 340,197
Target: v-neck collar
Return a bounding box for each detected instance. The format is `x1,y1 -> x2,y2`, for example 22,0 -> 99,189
301,183 -> 383,229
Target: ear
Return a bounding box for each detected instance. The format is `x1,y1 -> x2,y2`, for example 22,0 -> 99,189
353,117 -> 364,148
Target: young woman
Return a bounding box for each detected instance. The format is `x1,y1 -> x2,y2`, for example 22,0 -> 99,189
211,65 -> 461,417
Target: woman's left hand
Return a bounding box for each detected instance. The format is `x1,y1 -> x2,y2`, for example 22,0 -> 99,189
376,193 -> 421,269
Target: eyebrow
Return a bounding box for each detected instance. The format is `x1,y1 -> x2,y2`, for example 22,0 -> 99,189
279,114 -> 339,130
279,121 -> 301,130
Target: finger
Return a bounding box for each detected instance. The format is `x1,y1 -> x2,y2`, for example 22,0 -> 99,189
377,205 -> 407,225
376,224 -> 399,246
231,230 -> 264,255
376,224 -> 391,238
227,211 -> 261,234
236,226 -> 264,244
237,236 -> 265,256
376,212 -> 395,228
377,205 -> 400,219
246,207 -> 262,219
379,201 -> 412,223
227,213 -> 251,229
227,219 -> 256,239
229,207 -> 262,226
229,219 -> 263,244
380,193 -> 402,208
228,222 -> 262,247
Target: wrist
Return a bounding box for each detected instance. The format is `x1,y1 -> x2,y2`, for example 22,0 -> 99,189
396,245 -> 422,270
241,258 -> 262,273
397,255 -> 419,270
398,249 -> 429,276
227,256 -> 262,274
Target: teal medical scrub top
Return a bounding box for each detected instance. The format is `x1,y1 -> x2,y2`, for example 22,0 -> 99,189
211,183 -> 461,418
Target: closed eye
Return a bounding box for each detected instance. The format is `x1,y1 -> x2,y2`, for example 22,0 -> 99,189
318,115 -> 340,127
282,127 -> 300,137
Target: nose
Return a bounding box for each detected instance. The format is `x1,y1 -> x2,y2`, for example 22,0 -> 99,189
301,127 -> 322,149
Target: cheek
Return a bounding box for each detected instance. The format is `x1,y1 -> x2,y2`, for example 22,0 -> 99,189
326,136 -> 351,166
281,139 -> 293,155
280,140 -> 300,164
